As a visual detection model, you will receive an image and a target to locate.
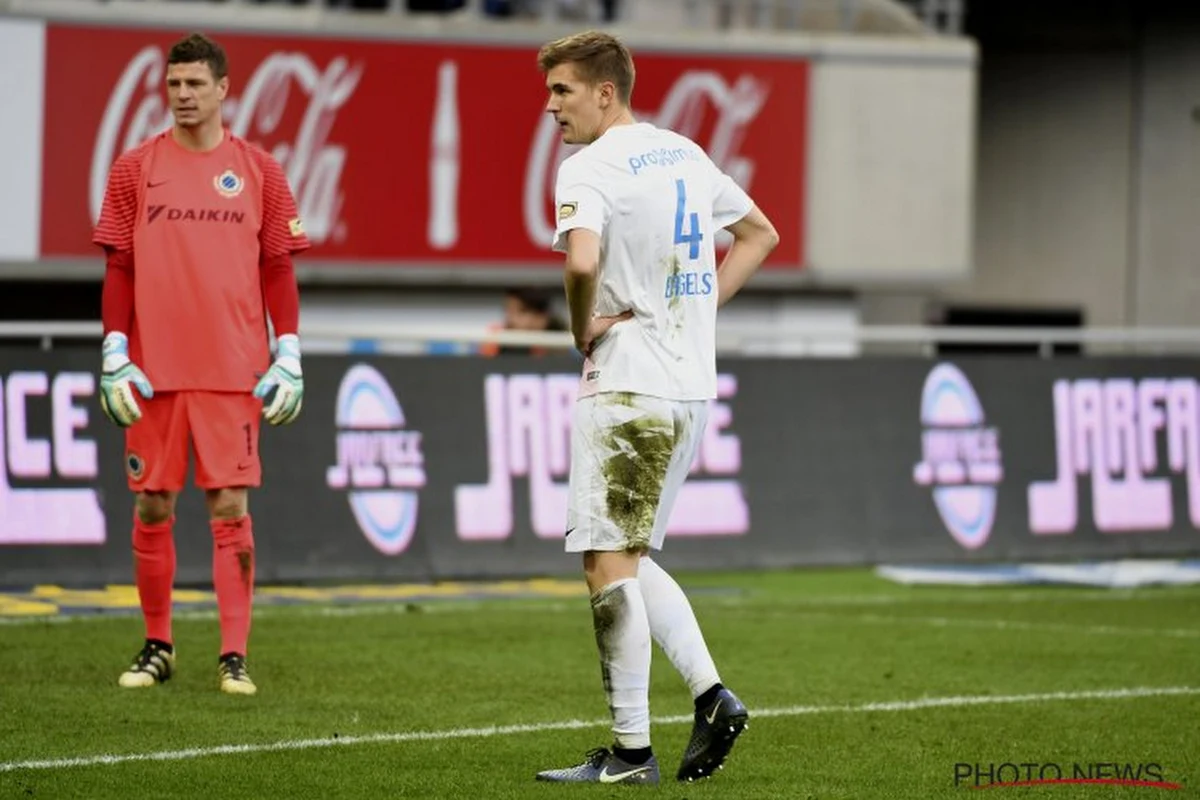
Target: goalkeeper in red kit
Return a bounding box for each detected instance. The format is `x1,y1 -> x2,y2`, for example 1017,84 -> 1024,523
93,33 -> 309,695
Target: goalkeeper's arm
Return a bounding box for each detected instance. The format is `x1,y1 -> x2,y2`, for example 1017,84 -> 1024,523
254,252 -> 304,425
99,249 -> 153,427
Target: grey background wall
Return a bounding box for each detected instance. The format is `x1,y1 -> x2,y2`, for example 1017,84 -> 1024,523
868,0 -> 1200,328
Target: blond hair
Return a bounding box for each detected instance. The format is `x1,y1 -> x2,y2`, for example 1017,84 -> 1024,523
537,30 -> 635,106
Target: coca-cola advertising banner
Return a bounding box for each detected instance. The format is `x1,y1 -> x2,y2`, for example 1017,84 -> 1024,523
4,351 -> 1199,588
39,24 -> 808,268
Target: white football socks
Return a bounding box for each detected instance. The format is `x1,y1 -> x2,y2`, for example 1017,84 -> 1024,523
591,578 -> 652,749
638,557 -> 721,699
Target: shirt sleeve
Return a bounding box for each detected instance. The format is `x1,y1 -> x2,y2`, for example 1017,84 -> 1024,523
101,250 -> 135,335
551,156 -> 610,253
92,152 -> 142,251
260,253 -> 300,336
710,160 -> 755,229
259,154 -> 311,258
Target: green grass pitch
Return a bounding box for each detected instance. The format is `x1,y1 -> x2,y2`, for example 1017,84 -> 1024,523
0,567 -> 1197,799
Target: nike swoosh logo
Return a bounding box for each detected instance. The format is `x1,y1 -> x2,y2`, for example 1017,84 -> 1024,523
705,698 -> 724,724
147,179 -> 169,188
598,765 -> 651,784
565,527 -> 576,538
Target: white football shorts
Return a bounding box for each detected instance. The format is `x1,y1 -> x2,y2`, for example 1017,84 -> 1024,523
565,391 -> 708,553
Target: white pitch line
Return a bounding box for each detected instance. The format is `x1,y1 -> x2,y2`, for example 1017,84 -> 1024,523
730,587 -> 1200,608
777,611 -> 1200,640
1,685 -> 1196,774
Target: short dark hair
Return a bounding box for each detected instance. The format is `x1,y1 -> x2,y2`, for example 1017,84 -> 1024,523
537,30 -> 635,106
507,287 -> 553,315
168,33 -> 228,80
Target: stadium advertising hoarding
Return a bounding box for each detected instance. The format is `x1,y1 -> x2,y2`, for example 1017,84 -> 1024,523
2,352 -> 1197,587
37,23 -> 809,270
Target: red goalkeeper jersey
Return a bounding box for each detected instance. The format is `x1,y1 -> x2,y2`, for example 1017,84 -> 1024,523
93,129 -> 310,392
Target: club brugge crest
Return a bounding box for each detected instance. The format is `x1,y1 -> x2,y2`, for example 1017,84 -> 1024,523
213,170 -> 245,198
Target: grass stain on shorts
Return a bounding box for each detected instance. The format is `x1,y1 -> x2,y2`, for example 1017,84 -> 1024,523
600,393 -> 678,551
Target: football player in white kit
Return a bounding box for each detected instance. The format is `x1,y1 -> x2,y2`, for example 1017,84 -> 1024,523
532,31 -> 780,786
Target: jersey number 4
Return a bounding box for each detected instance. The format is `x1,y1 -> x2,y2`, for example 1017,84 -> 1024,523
673,179 -> 703,260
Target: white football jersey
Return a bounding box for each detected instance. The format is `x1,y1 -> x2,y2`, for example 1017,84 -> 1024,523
552,122 -> 754,401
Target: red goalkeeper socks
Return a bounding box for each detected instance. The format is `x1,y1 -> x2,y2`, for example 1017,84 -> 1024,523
211,515 -> 255,657
133,515 -> 176,645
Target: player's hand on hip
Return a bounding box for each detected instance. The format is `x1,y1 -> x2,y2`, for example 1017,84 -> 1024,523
99,332 -> 154,428
578,310 -> 634,356
253,333 -> 304,426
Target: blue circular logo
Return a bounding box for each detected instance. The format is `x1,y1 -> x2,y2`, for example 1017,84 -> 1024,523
913,364 -> 1003,550
326,365 -> 424,556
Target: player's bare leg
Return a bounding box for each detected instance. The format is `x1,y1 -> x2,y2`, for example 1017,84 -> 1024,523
119,491 -> 178,688
207,487 -> 257,695
537,548 -> 659,784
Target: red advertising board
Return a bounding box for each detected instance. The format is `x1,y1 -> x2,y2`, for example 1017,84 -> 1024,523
41,24 -> 807,269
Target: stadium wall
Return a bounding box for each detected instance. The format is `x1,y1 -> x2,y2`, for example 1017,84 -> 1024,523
0,17 -> 43,262
6,6 -> 1200,331
953,49 -> 1136,326
0,12 -> 975,289
941,6 -> 1200,329
1129,11 -> 1200,327
2,350 -> 1198,586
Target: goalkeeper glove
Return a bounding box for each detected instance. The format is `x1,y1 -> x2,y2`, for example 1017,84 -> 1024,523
99,331 -> 154,427
253,333 -> 304,426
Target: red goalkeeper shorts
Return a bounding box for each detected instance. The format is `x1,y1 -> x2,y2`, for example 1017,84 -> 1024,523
124,391 -> 262,492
